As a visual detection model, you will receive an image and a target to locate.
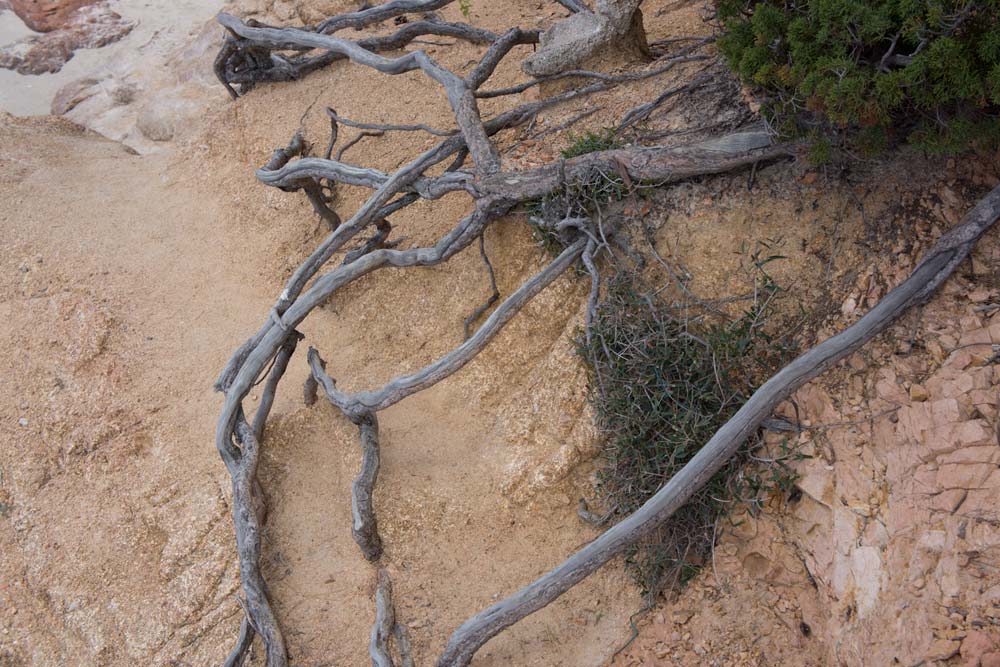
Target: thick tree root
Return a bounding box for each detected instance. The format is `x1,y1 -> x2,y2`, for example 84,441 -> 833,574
208,4 -> 1000,666
435,186 -> 1000,667
369,568 -> 414,667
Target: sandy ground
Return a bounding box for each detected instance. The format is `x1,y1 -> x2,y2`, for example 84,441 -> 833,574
3,0 -> 1000,666
0,0 -> 225,116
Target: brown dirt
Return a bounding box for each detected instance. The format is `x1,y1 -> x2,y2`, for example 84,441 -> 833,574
3,1 -> 1000,666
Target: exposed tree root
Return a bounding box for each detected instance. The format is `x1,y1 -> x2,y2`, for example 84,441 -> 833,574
208,3 -> 1000,665
370,568 -> 414,667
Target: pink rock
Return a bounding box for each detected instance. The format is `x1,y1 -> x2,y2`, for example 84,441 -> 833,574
931,398 -> 964,424
927,638 -> 961,661
961,630 -> 998,666
984,653 -> 1000,667
8,0 -> 101,32
0,2 -> 132,75
941,446 -> 1000,465
956,420 -> 995,446
929,489 -> 967,513
936,462 -> 993,490
920,424 -> 963,459
969,389 -> 999,407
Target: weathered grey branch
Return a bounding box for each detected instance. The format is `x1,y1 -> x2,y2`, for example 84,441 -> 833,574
370,569 -> 396,667
217,13 -> 501,175
307,236 -> 586,419
345,409 -> 385,561
318,0 -> 455,33
475,50 -> 710,99
556,0 -> 591,13
463,233 -> 500,339
208,7 -> 837,666
617,70 -> 716,130
435,184 -> 1000,667
219,19 -> 504,90
329,110 -> 456,137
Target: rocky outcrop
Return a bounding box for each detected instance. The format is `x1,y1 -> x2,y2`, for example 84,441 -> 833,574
0,2 -> 133,75
521,0 -> 649,77
7,0 -> 100,32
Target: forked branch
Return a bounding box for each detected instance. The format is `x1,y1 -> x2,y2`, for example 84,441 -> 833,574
208,5 -> 1000,667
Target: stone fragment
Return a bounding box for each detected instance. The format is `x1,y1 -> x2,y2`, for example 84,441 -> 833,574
136,107 -> 174,142
937,463 -> 993,490
9,0 -> 99,32
926,638 -> 961,661
521,0 -> 647,77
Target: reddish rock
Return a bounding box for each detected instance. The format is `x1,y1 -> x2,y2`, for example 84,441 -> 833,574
8,0 -> 101,32
927,638 -> 962,661
936,462 -> 993,490
962,630 -> 998,667
0,2 -> 132,75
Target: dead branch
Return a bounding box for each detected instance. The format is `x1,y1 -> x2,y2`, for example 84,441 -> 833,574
217,18 -> 513,95
463,234 -> 500,339
202,6 -> 1000,667
434,184 -> 1000,667
370,568 -> 415,667
353,413 -> 383,561
328,109 -> 456,137
306,236 -> 586,420
371,568 -> 396,667
317,0 -> 456,34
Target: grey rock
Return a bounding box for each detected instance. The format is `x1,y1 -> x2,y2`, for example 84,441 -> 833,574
521,0 -> 643,77
136,107 -> 174,142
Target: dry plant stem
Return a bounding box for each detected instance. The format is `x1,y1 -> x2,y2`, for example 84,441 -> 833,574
435,184 -> 1000,667
307,237 -> 587,419
216,14 -> 527,173
371,569 -> 396,667
475,48 -> 711,99
353,411 -> 383,561
463,233 -> 500,339
222,336 -> 300,667
317,0 -> 456,33
336,130 -> 385,161
394,623 -> 416,667
222,618 -> 254,667
329,110 -> 455,137
556,0 -> 591,12
617,70 -> 717,130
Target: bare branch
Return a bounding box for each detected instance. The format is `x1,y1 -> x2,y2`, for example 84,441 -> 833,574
435,185 -> 1000,667
370,569 -> 396,667
463,233 -> 500,339
318,0 -> 456,33
309,236 -> 586,418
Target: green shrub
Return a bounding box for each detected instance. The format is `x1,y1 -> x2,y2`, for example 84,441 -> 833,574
560,127 -> 623,158
715,0 -> 1000,156
578,245 -> 803,599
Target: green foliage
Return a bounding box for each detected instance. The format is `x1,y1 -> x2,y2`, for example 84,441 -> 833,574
578,245 -> 803,599
459,0 -> 471,18
715,0 -> 1000,156
560,127 -> 624,158
524,127 -> 631,256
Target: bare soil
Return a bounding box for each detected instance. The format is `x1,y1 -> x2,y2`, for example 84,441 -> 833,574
3,1 -> 1000,666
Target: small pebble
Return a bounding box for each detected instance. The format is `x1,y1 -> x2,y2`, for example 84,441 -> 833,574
18,418 -> 28,427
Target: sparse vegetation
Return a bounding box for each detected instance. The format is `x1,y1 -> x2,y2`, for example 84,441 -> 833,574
560,127 -> 624,158
578,243 -> 803,599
